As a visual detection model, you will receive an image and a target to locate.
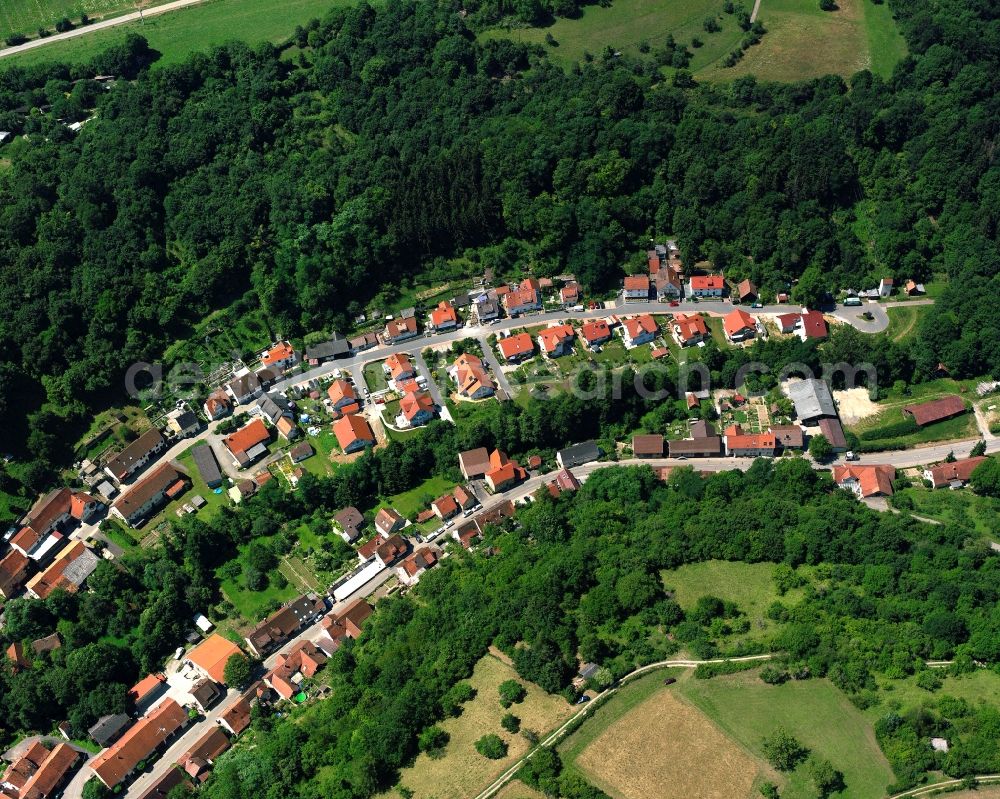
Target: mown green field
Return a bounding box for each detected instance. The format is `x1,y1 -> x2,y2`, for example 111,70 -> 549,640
678,673 -> 897,799
3,0 -> 355,67
1,0 -> 137,40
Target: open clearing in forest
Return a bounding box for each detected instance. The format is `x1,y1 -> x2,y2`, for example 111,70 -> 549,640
3,0 -> 356,67
480,0 -> 745,75
661,560 -> 805,645
572,680 -> 759,799
722,0 -> 906,81
482,0 -> 906,82
384,654 -> 575,799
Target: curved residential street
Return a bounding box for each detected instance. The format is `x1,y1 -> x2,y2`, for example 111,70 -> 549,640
269,296 -> 926,402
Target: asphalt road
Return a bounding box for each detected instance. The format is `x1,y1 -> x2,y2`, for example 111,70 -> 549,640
268,296 -> 916,400
0,0 -> 205,60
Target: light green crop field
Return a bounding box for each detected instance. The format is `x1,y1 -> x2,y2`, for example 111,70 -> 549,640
1,0 -> 137,40
3,0 -> 355,68
679,673 -> 897,799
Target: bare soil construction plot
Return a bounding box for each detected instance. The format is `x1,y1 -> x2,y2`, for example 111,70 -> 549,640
574,689 -> 759,799
834,386 -> 879,425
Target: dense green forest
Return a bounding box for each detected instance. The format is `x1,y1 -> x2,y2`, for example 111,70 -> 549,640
1,0 -> 999,471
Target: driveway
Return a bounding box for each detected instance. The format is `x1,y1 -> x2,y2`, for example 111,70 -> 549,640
973,399 -> 997,442
477,336 -> 515,398
413,350 -> 445,409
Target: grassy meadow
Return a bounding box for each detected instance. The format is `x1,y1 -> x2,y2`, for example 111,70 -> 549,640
480,0 -> 746,73
678,672 -> 896,799
382,654 -> 576,799
662,560 -> 805,646
482,0 -> 906,82
891,487 -> 1000,537
725,0 -> 905,81
3,0 -> 356,67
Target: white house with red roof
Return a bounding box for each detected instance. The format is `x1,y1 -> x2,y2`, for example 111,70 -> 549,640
503,279 -> 542,316
621,315 -> 658,348
397,391 -> 436,428
798,310 -> 828,341
672,313 -> 709,347
497,333 -> 535,363
722,309 -> 757,342
688,275 -> 725,297
428,301 -> 459,331
622,275 -> 650,303
580,320 -> 612,350
537,324 -> 575,357
260,341 -> 297,372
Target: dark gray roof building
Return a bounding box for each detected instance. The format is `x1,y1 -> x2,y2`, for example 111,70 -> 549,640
191,444 -> 223,488
256,393 -> 293,425
556,441 -> 601,469
668,436 -> 722,457
787,379 -> 837,423
88,713 -> 131,747
306,336 -> 349,363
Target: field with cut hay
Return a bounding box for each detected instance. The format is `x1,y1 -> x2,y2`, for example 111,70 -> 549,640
573,686 -> 760,799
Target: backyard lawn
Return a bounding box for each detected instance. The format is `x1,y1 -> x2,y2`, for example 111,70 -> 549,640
364,361 -> 390,392
378,474 -> 456,519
